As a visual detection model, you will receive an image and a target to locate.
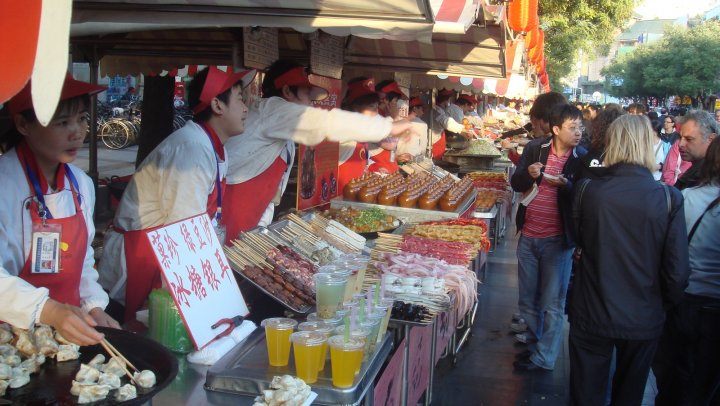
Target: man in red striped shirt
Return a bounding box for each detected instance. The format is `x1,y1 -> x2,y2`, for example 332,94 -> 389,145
510,100 -> 587,371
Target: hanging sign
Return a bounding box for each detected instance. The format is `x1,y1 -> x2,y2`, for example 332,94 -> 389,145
394,72 -> 411,97
148,213 -> 249,350
243,27 -> 278,70
310,32 -> 345,80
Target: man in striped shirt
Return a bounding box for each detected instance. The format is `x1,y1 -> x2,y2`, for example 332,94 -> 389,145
510,101 -> 587,371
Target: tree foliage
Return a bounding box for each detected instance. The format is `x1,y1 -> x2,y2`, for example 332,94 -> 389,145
602,20 -> 720,98
539,0 -> 637,90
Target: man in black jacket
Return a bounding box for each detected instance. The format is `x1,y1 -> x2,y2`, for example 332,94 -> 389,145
511,101 -> 587,371
675,110 -> 718,190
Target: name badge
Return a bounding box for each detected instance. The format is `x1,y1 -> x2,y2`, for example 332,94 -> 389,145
31,223 -> 62,274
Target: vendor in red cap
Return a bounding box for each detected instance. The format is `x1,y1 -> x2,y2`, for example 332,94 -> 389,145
0,73 -> 119,345
337,77 -> 405,191
396,96 -> 429,160
457,94 -> 483,130
365,80 -> 409,172
99,66 -> 255,323
222,61 -> 413,240
430,88 -> 467,159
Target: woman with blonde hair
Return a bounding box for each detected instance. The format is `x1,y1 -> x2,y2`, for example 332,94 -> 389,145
568,114 -> 690,406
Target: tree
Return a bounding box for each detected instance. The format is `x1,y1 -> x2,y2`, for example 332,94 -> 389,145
538,0 -> 637,91
602,20 -> 720,99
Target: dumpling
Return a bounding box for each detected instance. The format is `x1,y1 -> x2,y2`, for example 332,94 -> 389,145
0,327 -> 12,345
0,379 -> 8,396
36,337 -> 59,357
70,380 -> 94,397
13,330 -> 37,357
0,344 -> 18,357
77,384 -> 110,404
9,367 -> 30,388
98,372 -> 121,389
115,383 -> 138,401
19,353 -> 45,373
132,370 -> 156,388
87,354 -> 105,368
56,344 -> 80,362
75,363 -> 101,384
4,355 -> 21,367
101,358 -> 126,377
0,363 -> 11,380
32,325 -> 54,341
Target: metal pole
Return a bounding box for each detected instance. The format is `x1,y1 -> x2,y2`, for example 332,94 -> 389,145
89,46 -> 100,188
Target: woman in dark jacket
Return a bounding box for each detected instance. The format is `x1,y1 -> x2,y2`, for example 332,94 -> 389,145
568,114 -> 690,406
575,106 -> 624,181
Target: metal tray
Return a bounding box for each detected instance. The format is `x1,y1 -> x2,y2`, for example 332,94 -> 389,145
330,189 -> 478,224
442,154 -> 498,170
205,328 -> 393,405
3,327 -> 178,405
229,262 -> 313,315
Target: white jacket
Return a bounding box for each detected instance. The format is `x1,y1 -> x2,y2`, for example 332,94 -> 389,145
99,121 -> 226,302
396,117 -> 429,157
224,97 -> 394,225
0,149 -> 108,329
431,105 -> 465,144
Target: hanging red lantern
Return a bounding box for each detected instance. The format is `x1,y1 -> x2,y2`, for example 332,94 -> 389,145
535,57 -> 546,75
525,27 -> 541,52
540,74 -> 549,86
508,0 -> 539,33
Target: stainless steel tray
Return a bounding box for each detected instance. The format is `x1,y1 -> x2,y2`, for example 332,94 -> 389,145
330,189 -> 477,224
205,328 -> 393,405
472,205 -> 498,219
229,262 -> 313,315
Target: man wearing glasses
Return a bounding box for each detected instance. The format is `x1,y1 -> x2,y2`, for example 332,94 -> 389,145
510,101 -> 587,371
661,116 -> 680,144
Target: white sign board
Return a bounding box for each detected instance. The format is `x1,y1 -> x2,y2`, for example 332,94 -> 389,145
243,27 -> 279,70
310,32 -> 345,79
147,213 -> 249,350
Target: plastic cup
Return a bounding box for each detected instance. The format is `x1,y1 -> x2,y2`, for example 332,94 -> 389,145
375,299 -> 394,344
290,331 -> 327,384
319,265 -> 354,302
307,312 -> 344,328
333,325 -> 371,369
315,274 -> 348,319
298,321 -> 335,370
261,318 -> 298,367
328,335 -> 365,388
360,316 -> 382,355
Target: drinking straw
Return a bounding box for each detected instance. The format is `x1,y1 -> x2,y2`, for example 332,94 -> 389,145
351,306 -> 357,330
344,315 -> 350,343
380,280 -> 386,301
374,282 -> 380,305
366,287 -> 373,316
359,297 -> 365,323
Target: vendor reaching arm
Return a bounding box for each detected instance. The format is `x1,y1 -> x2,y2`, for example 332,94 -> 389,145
0,74 -> 118,345
98,66 -> 255,324
223,60 -> 413,240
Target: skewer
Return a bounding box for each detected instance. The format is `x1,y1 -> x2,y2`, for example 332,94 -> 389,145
100,340 -> 137,384
102,338 -> 139,373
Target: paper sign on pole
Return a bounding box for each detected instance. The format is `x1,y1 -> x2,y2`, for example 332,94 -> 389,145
147,213 -> 249,350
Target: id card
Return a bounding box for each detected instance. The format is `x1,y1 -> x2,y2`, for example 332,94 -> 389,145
30,223 -> 62,274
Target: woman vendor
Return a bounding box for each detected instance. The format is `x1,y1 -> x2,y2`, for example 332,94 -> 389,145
99,66 -> 255,323
0,74 -> 119,345
337,77 -> 399,193
222,60 -> 414,241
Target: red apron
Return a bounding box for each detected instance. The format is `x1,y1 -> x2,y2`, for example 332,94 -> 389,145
368,149 -> 399,174
337,142 -> 368,194
222,156 -> 288,244
17,147 -> 87,306
122,124 -> 226,321
432,131 -> 447,160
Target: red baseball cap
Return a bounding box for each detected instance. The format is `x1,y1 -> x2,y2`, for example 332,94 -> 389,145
273,66 -> 328,101
8,72 -> 106,116
409,97 -> 423,108
376,81 -> 408,99
438,88 -> 455,98
344,78 -> 377,105
458,94 -> 478,105
192,66 -> 256,114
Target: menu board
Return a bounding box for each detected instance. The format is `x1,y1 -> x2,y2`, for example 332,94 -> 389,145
243,27 -> 278,70
310,32 -> 345,79
394,72 -> 411,98
296,76 -> 342,210
147,213 -> 249,350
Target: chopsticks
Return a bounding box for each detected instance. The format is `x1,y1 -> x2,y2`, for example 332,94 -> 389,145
100,338 -> 138,383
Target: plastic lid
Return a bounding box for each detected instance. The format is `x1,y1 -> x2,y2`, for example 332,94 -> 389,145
327,335 -> 365,350
314,273 -> 347,285
334,325 -> 370,337
261,317 -> 298,331
318,266 -> 352,278
290,331 -> 327,346
298,321 -> 335,335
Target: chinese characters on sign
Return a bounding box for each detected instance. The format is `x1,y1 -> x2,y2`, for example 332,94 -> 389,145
243,27 -> 278,70
147,213 -> 249,349
310,32 -> 345,79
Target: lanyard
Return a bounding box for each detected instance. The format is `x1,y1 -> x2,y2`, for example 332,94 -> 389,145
23,160 -> 80,220
199,123 -> 224,221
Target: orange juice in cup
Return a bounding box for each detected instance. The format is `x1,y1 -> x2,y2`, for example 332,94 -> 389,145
298,321 -> 335,371
290,331 -> 327,384
261,318 -> 297,367
328,335 -> 365,388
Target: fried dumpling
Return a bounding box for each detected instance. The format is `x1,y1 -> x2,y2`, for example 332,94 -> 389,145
13,329 -> 37,357
0,327 -> 12,345
77,384 -> 110,404
56,344 -> 80,362
101,358 -> 126,377
115,383 -> 138,401
0,363 -> 12,380
0,344 -> 18,357
0,379 -> 8,396
132,370 -> 156,388
3,355 -> 21,368
19,353 -> 45,373
9,367 -> 30,388
75,363 -> 100,384
32,325 -> 54,341
36,337 -> 59,357
98,372 -> 121,389
87,354 -> 105,368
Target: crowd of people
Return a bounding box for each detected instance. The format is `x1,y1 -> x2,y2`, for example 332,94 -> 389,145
507,92 -> 719,405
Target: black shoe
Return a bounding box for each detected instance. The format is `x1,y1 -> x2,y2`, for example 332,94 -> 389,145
513,358 -> 543,371
514,349 -> 532,359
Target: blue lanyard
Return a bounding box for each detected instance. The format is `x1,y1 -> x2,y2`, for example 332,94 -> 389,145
23,161 -> 81,220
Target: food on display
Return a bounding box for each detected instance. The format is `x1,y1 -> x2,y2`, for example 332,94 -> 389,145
265,220 -> 343,265
446,139 -> 501,157
133,370 -> 157,389
391,301 -> 432,322
438,177 -> 474,212
115,383 -> 138,401
323,207 -> 399,234
475,193 -> 498,212
299,147 -> 317,199
253,375 -> 312,406
56,344 -> 81,362
71,353 -> 155,403
407,225 -> 485,250
293,213 -> 366,253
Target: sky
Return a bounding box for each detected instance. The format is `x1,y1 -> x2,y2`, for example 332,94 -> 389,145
634,0 -> 720,19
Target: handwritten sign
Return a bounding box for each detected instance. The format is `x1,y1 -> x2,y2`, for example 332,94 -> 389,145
243,27 -> 278,70
147,213 -> 249,349
310,32 -> 345,79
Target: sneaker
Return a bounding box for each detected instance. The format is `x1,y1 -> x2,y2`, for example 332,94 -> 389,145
510,322 -> 527,333
515,332 -> 536,344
